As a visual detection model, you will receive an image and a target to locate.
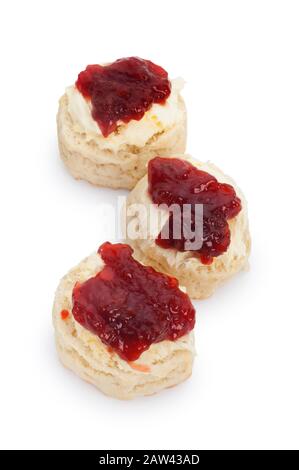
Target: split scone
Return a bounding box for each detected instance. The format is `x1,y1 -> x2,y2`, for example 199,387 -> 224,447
124,156 -> 251,299
53,242 -> 195,400
57,57 -> 186,190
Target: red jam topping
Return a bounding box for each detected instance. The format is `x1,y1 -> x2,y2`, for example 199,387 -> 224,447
72,242 -> 195,361
76,57 -> 171,137
60,309 -> 69,320
148,157 -> 242,264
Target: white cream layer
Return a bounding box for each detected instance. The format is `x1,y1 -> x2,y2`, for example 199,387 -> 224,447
66,78 -> 185,149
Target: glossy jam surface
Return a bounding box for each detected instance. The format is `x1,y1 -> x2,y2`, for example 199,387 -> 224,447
72,242 -> 195,361
76,57 -> 171,137
148,157 -> 242,264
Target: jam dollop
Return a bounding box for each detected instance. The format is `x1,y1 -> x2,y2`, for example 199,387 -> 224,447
75,57 -> 171,137
60,309 -> 69,320
72,242 -> 195,361
148,157 -> 242,264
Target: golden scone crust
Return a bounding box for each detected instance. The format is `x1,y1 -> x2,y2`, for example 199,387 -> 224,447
124,157 -> 251,299
53,252 -> 195,400
57,94 -> 187,190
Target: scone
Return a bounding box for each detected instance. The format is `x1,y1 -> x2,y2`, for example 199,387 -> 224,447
124,156 -> 251,299
53,242 -> 195,400
57,57 -> 186,190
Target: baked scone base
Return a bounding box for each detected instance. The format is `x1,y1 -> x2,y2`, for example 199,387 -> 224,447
53,253 -> 195,400
124,158 -> 251,299
57,94 -> 187,190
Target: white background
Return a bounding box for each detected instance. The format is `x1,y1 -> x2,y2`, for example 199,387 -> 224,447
0,0 -> 298,450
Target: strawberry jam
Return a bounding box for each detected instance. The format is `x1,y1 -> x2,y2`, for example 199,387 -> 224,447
60,309 -> 69,320
75,57 -> 171,137
72,242 -> 195,361
148,157 -> 242,264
